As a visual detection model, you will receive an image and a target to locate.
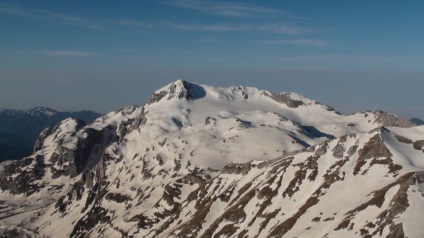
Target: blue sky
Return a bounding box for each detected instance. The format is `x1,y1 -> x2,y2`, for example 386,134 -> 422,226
1,0 -> 423,118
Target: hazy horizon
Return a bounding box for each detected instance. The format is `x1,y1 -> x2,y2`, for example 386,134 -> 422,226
1,1 -> 423,118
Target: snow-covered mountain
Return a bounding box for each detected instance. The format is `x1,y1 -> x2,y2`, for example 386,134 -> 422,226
0,107 -> 101,162
0,80 -> 422,237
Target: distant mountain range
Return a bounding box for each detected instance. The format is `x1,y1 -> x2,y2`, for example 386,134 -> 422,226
0,107 -> 101,162
1,80 -> 423,237
411,118 -> 424,125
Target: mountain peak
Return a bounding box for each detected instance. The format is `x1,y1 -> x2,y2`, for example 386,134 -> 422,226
147,80 -> 318,105
27,106 -> 58,117
147,80 -> 206,104
1,80 -> 424,238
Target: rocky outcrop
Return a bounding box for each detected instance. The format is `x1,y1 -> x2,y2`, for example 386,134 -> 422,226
0,117 -> 118,196
374,110 -> 416,127
147,80 -> 206,104
48,125 -> 116,178
33,127 -> 52,153
271,92 -> 305,108
0,158 -> 43,195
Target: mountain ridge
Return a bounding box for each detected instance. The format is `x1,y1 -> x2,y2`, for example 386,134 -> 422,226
410,118 -> 424,125
0,107 -> 101,162
0,80 -> 422,237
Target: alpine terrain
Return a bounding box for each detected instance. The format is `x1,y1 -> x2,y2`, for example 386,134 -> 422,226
0,107 -> 101,162
0,80 -> 423,238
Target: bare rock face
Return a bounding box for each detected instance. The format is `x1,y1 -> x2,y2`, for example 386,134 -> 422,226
0,158 -> 43,195
147,90 -> 168,104
222,163 -> 252,175
386,223 -> 405,238
0,118 -> 117,195
355,134 -> 393,172
147,80 -> 206,104
33,127 -> 52,153
413,140 -> 424,151
271,93 -> 305,108
49,126 -> 116,178
117,106 -> 146,140
373,110 -> 416,127
0,226 -> 34,238
269,92 -> 337,113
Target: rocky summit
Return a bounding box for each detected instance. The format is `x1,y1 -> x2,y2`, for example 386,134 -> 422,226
0,80 -> 423,238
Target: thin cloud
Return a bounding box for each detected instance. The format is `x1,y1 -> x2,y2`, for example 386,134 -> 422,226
277,55 -> 424,61
259,39 -> 329,47
164,21 -> 317,35
259,23 -> 317,35
116,19 -> 153,28
0,3 -> 106,31
160,0 -> 294,18
41,11 -> 106,31
165,22 -> 252,31
35,51 -> 101,58
0,4 -> 36,17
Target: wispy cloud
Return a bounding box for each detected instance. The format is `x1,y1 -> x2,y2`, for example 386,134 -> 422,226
259,23 -> 320,35
160,0 -> 292,18
116,19 -> 153,28
277,55 -> 424,61
164,22 -> 252,31
35,51 -> 101,58
0,4 -> 34,17
259,39 -> 329,47
158,1 -> 331,35
0,3 -> 106,31
164,21 -> 318,35
42,11 -> 106,31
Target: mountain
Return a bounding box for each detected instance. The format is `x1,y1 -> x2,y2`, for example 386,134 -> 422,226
0,80 -> 422,237
0,107 -> 101,162
410,118 -> 424,125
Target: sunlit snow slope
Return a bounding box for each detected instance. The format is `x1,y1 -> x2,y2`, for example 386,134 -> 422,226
0,80 -> 422,238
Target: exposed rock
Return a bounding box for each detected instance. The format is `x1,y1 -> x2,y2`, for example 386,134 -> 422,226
147,80 -> 206,104
117,106 -> 145,138
354,134 -> 393,175
0,158 -> 44,195
373,110 -> 416,128
386,223 -> 405,238
332,142 -> 346,158
394,134 -> 413,144
413,140 -> 424,151
33,127 -> 52,153
49,125 -> 116,178
271,93 -> 305,108
0,226 -> 34,238
204,117 -> 216,126
105,193 -> 131,203
148,90 -> 168,104
222,163 -> 252,175
70,206 -> 110,238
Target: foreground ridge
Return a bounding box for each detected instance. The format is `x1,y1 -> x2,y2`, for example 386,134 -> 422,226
0,80 -> 422,237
